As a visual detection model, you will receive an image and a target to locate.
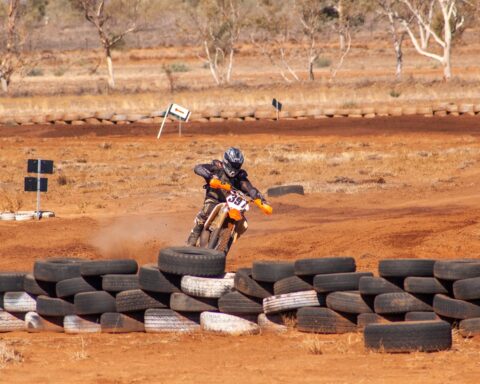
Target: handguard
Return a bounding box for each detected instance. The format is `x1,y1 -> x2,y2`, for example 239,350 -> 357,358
209,178 -> 231,191
254,199 -> 273,215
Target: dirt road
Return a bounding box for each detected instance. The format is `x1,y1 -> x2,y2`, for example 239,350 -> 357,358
1,116 -> 480,383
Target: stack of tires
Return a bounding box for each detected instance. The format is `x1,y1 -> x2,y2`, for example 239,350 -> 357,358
432,260 -> 480,338
276,257 -> 375,334
0,272 -> 30,332
145,247 -> 229,334
26,257 -> 141,333
361,259 -> 452,352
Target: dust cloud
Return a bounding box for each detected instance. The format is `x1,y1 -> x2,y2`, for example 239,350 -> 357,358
89,215 -> 187,265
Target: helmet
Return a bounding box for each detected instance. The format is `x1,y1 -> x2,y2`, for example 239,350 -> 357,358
223,147 -> 244,177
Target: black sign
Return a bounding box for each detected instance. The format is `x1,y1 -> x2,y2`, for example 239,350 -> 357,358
24,177 -> 48,192
27,159 -> 54,174
272,98 -> 282,111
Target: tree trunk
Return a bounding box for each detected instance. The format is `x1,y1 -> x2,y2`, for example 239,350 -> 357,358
308,58 -> 315,81
441,0 -> 452,81
395,42 -> 403,80
338,0 -> 345,51
1,77 -> 8,93
105,47 -> 115,88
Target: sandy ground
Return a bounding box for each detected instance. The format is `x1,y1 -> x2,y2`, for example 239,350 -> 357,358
1,116 -> 480,383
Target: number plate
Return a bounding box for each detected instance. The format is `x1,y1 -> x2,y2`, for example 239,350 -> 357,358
226,192 -> 249,211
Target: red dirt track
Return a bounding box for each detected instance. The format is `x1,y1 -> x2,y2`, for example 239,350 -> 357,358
1,116 -> 480,383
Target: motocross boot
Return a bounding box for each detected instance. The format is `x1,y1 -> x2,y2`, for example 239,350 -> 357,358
186,223 -> 203,246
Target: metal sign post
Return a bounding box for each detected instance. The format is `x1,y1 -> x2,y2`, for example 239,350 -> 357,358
25,159 -> 53,219
36,158 -> 41,219
272,98 -> 283,121
157,103 -> 191,139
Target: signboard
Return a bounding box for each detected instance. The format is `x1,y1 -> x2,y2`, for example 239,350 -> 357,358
24,177 -> 48,192
157,103 -> 191,139
27,159 -> 54,174
272,98 -> 283,111
169,103 -> 191,122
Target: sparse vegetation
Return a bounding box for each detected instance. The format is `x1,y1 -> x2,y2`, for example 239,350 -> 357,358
0,341 -> 23,369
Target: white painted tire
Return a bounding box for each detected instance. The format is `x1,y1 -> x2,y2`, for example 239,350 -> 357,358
3,292 -> 37,312
144,309 -> 200,333
263,290 -> 324,314
64,315 -> 101,333
40,211 -> 55,218
181,273 -> 235,298
200,312 -> 260,335
0,212 -> 15,221
25,312 -> 64,332
0,311 -> 26,332
15,212 -> 34,221
257,313 -> 288,333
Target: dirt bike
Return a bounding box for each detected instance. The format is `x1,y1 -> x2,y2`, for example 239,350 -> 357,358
195,178 -> 273,255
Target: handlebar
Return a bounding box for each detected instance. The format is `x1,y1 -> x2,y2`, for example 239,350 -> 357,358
209,178 -> 273,215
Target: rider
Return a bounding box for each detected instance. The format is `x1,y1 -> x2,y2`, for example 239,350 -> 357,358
186,147 -> 268,246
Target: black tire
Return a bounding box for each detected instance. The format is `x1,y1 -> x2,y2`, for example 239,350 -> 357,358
379,259 -> 436,277
170,292 -> 218,312
459,318 -> 480,337
101,312 -> 145,333
252,261 -> 295,283
102,274 -> 139,292
364,320 -> 452,352
25,313 -> 64,333
74,291 -> 116,315
326,291 -> 373,314
267,185 -> 304,197
56,277 -> 101,298
297,307 -> 357,334
33,258 -> 84,282
138,264 -> 181,293
23,274 -> 56,297
0,272 -> 27,292
358,276 -> 404,295
37,295 -> 75,316
453,277 -> 480,300
404,277 -> 448,295
273,275 -> 313,295
434,260 -> 480,280
405,312 -> 439,321
374,292 -> 432,314
80,259 -> 138,276
158,247 -> 226,277
313,272 -> 373,293
218,291 -> 263,314
115,289 -> 169,312
294,257 -> 356,276
433,294 -> 480,319
0,293 -> 3,309
234,268 -> 273,299
357,313 -> 396,329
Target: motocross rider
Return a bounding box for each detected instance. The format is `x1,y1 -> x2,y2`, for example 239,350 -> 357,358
186,147 -> 268,246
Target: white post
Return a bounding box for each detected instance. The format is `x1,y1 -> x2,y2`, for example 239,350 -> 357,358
157,104 -> 172,139
36,159 -> 41,220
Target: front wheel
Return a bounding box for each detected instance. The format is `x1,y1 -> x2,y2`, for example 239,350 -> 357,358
215,222 -> 235,254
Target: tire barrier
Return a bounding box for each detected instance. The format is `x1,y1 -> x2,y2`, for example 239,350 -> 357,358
1,102 -> 479,127
4,252 -> 480,353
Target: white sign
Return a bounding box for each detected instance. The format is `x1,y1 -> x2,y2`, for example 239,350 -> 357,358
157,103 -> 191,139
169,103 -> 191,122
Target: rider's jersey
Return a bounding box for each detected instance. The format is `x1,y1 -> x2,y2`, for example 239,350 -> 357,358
194,160 -> 264,202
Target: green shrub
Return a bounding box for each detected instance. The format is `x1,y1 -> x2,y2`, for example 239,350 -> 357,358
314,57 -> 331,68
27,68 -> 44,77
389,90 -> 401,98
53,66 -> 67,77
169,63 -> 190,73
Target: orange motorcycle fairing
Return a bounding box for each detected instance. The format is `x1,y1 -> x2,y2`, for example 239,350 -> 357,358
228,209 -> 242,221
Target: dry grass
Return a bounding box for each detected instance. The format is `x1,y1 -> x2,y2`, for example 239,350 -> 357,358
0,341 -> 24,369
71,337 -> 89,361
